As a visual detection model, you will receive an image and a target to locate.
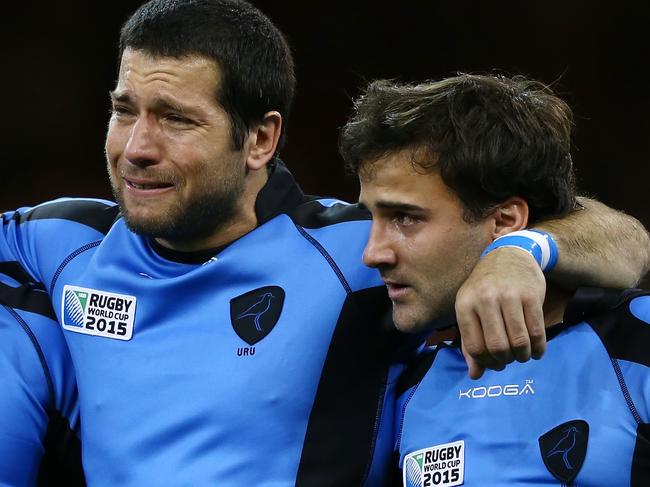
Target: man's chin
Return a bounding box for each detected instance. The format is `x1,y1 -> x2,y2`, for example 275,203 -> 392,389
392,307 -> 429,334
120,209 -> 174,239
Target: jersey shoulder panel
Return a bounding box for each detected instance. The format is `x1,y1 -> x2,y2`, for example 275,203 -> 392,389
288,197 -> 371,229
581,288 -> 650,425
287,198 -> 381,293
1,198 -> 119,289
584,288 -> 650,367
9,197 -> 119,235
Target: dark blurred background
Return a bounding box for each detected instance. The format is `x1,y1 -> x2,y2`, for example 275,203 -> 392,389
2,1 -> 648,281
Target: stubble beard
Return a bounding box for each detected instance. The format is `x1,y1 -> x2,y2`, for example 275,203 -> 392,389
110,165 -> 246,244
393,284 -> 457,334
395,241 -> 485,333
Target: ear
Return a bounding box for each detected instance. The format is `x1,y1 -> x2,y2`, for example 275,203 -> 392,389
246,111 -> 282,171
490,197 -> 529,239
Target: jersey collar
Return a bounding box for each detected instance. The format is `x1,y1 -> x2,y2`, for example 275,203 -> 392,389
254,159 -> 307,225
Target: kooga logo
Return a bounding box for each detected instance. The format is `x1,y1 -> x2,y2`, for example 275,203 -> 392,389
459,380 -> 535,399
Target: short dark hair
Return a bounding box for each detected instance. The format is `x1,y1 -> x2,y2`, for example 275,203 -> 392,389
340,74 -> 576,223
120,0 -> 295,153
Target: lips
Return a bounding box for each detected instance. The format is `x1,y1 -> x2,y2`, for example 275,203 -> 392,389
127,180 -> 172,190
124,177 -> 174,191
383,279 -> 412,301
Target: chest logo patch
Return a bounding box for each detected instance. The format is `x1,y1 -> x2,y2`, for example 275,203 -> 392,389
230,286 -> 285,345
403,440 -> 464,487
539,419 -> 589,485
62,285 -> 136,340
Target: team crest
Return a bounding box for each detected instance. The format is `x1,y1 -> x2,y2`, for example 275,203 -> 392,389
539,419 -> 589,484
230,286 -> 285,345
403,440 -> 464,487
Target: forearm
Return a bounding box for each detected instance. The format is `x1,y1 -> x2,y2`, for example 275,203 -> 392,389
453,196 -> 648,379
535,196 -> 650,289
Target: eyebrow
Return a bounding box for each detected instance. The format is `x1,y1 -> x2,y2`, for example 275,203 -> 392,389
109,91 -> 130,104
374,200 -> 429,214
109,91 -> 190,114
358,199 -> 431,216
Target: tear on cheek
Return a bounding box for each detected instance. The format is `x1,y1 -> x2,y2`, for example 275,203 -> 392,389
392,221 -> 408,241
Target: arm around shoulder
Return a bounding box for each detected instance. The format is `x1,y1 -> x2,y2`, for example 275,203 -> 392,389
536,196 -> 650,289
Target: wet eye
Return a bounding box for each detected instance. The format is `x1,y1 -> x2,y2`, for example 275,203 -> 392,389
165,113 -> 194,125
393,213 -> 420,227
111,105 -> 133,117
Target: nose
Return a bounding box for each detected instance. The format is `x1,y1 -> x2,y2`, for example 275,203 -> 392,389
123,116 -> 162,168
363,222 -> 397,268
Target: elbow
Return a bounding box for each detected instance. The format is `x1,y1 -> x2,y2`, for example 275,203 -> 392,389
618,243 -> 650,288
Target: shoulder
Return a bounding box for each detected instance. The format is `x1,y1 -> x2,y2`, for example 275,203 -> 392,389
6,197 -> 119,235
581,288 -> 650,367
288,197 -> 371,229
1,199 -> 120,284
287,198 -> 380,292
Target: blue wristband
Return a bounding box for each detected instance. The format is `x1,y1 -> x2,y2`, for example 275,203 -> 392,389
480,229 -> 559,273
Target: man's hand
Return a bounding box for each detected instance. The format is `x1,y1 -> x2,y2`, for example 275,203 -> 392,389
455,247 -> 547,379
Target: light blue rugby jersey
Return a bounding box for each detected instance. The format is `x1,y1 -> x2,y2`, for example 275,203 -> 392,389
1,161 -> 412,486
395,288 -> 650,487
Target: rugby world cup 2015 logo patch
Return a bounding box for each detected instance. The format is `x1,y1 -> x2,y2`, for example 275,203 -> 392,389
62,285 -> 136,341
403,440 -> 464,487
64,289 -> 88,327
